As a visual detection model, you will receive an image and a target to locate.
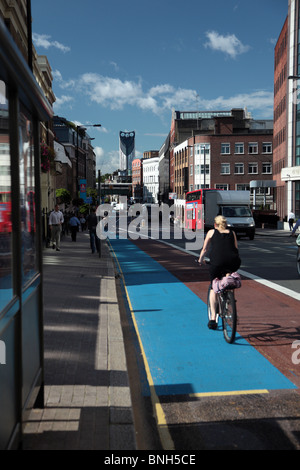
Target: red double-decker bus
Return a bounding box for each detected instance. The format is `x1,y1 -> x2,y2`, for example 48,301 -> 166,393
0,192 -> 11,232
185,189 -> 214,231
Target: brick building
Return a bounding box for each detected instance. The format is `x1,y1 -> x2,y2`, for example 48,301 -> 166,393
172,109 -> 274,208
132,157 -> 143,201
273,16 -> 288,220
281,0 -> 300,220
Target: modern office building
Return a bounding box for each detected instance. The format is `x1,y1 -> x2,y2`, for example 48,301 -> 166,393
119,131 -> 135,174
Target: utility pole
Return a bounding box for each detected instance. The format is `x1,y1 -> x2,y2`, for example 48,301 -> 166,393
98,170 -> 101,257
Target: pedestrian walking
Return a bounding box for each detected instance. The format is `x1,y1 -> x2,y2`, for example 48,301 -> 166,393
86,207 -> 100,253
288,211 -> 296,231
80,215 -> 86,231
49,204 -> 64,251
291,217 -> 300,235
69,213 -> 81,241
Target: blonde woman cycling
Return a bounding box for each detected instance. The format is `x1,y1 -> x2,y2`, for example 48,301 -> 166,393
198,215 -> 241,330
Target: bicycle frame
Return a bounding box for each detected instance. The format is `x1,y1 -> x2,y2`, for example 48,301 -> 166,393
207,284 -> 237,344
197,259 -> 238,343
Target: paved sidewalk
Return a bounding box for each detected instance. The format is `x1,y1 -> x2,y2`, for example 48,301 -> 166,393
255,228 -> 295,237
22,230 -> 136,450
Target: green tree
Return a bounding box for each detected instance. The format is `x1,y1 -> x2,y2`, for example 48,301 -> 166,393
56,188 -> 71,205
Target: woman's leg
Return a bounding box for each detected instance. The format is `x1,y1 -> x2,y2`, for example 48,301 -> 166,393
209,288 -> 217,321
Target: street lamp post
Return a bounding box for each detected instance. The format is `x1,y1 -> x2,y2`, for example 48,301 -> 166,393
76,124 -> 101,197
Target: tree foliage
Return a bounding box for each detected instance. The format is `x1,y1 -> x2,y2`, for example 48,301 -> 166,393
56,188 -> 71,205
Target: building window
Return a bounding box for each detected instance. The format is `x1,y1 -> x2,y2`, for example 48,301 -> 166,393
201,164 -> 209,174
234,163 -> 244,174
262,142 -> 272,153
221,143 -> 230,154
190,164 -> 193,176
248,142 -> 258,154
251,187 -> 270,196
235,142 -> 244,154
262,162 -> 272,174
216,184 -> 229,190
236,184 -> 250,191
221,163 -> 230,174
248,163 -> 258,174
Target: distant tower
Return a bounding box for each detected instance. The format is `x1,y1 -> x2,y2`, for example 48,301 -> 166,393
119,131 -> 135,174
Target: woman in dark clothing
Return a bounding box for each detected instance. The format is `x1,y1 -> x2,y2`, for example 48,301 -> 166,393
198,215 -> 241,330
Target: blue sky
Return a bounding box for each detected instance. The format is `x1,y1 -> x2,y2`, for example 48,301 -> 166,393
31,0 -> 288,175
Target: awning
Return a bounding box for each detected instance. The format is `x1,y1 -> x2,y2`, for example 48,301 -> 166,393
281,166 -> 300,181
54,140 -> 72,167
250,180 -> 276,188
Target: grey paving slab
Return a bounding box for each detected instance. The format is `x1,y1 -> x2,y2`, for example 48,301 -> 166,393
22,230 -> 136,450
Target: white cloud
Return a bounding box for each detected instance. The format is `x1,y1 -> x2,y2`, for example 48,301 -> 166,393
33,33 -> 70,53
202,90 -> 273,108
53,94 -> 73,110
204,30 -> 250,58
95,148 -> 119,174
79,73 -> 143,110
52,70 -> 272,119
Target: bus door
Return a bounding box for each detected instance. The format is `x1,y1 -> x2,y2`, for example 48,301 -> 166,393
186,201 -> 197,230
197,204 -> 204,230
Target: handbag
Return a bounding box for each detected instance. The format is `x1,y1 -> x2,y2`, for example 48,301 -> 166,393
212,272 -> 242,293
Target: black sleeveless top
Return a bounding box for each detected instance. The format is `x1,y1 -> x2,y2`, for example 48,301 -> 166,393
209,229 -> 240,268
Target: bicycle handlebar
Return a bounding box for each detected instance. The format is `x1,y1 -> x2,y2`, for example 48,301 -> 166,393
195,257 -> 210,265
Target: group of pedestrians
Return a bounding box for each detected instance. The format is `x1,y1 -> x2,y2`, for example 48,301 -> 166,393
48,205 -> 100,253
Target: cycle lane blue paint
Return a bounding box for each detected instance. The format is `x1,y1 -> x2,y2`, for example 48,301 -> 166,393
109,238 -> 297,396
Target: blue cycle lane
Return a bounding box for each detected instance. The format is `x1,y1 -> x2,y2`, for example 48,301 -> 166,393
108,237 -> 297,397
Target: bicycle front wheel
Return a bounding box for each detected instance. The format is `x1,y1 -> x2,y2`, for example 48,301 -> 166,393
221,291 -> 237,344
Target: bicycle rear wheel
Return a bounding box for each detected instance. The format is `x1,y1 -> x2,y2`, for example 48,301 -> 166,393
207,285 -> 219,326
221,290 -> 237,344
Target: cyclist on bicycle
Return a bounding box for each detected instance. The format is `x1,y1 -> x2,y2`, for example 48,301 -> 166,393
198,215 -> 241,330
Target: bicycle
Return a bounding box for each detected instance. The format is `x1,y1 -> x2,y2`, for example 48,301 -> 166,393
207,282 -> 237,344
196,259 -> 238,344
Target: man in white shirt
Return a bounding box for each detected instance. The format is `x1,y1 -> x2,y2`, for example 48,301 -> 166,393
288,211 -> 296,231
49,204 -> 64,250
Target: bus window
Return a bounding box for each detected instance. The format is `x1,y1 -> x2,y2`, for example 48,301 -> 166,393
0,80 -> 13,309
19,104 -> 37,286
